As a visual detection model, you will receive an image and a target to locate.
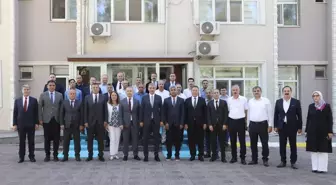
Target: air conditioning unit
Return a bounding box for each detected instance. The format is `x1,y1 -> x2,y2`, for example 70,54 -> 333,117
200,21 -> 220,35
196,41 -> 219,57
90,22 -> 111,36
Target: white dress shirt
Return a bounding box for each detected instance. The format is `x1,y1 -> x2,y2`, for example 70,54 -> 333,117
248,97 -> 273,127
214,99 -> 220,109
227,96 -> 248,119
92,93 -> 99,102
155,89 -> 170,103
118,89 -> 126,100
22,96 -> 29,107
132,85 -> 139,94
191,96 -> 198,107
116,81 -> 123,93
178,93 -> 187,100
283,98 -> 291,122
183,88 -> 192,98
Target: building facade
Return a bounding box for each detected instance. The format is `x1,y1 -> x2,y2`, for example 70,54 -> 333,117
0,0 -> 334,130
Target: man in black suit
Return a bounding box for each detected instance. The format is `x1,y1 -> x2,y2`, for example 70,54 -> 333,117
76,75 -> 89,98
60,88 -> 84,162
164,73 -> 178,91
84,83 -> 108,162
13,84 -> 39,163
207,89 -> 228,162
112,72 -> 124,93
274,86 -> 302,169
184,86 -> 207,161
89,77 -> 102,94
163,86 -> 184,161
42,73 -> 65,97
140,83 -> 163,162
145,72 -> 158,93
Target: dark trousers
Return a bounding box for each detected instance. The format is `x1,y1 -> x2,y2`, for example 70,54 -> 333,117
166,125 -> 182,157
87,122 -> 105,158
228,118 -> 246,160
139,127 -> 143,140
123,122 -> 139,156
187,122 -> 204,157
18,127 -> 35,159
249,121 -> 269,162
43,118 -> 60,157
210,124 -> 226,159
105,130 -> 110,146
143,120 -> 160,157
205,128 -> 211,154
278,124 -> 297,164
63,124 -> 81,158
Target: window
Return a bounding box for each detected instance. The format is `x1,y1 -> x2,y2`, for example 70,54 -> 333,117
20,66 -> 33,80
277,0 -> 299,26
199,66 -> 260,98
51,0 -> 77,21
315,0 -> 326,2
96,0 -> 160,23
199,0 -> 260,24
278,66 -> 299,98
315,66 -> 326,79
76,66 -> 101,84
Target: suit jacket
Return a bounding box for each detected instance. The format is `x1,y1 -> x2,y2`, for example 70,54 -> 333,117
145,81 -> 158,93
13,96 -> 39,128
163,96 -> 184,126
164,81 -> 179,91
184,97 -> 207,126
119,98 -> 140,127
84,94 -> 108,125
112,81 -> 123,92
103,92 -> 110,102
38,91 -> 63,123
140,94 -> 162,124
274,98 -> 303,130
207,99 -> 228,126
60,99 -> 83,128
43,83 -> 65,97
76,83 -> 90,98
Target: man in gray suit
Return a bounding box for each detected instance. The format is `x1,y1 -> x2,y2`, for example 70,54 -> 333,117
38,80 -> 63,162
84,83 -> 108,162
120,86 -> 141,161
60,88 -> 84,162
140,83 -> 163,162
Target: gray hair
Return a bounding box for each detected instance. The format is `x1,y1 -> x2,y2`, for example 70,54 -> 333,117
205,89 -> 212,93
169,85 -> 177,91
21,84 -> 30,93
158,80 -> 165,85
231,85 -> 240,90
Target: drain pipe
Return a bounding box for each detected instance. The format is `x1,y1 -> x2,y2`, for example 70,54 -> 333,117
164,0 -> 169,55
332,0 -> 336,133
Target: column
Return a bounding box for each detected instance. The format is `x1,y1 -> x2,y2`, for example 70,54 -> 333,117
331,0 -> 336,133
273,0 -> 279,102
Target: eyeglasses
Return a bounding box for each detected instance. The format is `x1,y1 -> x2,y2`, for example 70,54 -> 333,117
312,95 -> 320,97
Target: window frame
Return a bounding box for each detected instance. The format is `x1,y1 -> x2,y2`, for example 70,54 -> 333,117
50,0 -> 77,22
198,0 -> 261,24
19,66 -> 34,81
94,0 -> 163,23
314,66 -> 327,79
277,0 -> 299,27
278,66 -> 299,99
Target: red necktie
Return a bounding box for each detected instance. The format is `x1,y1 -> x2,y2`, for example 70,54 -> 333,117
23,97 -> 28,112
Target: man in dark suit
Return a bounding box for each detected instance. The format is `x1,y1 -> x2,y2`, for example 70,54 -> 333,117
39,80 -> 63,162
89,77 -> 102,94
112,72 -> 124,93
145,72 -> 158,93
207,89 -> 228,162
76,75 -> 90,98
42,73 -> 65,97
164,73 -> 178,91
60,88 -> 84,162
274,86 -> 302,169
120,87 -> 141,161
184,86 -> 207,161
140,83 -> 163,162
163,86 -> 184,161
13,84 -> 39,163
84,83 -> 108,162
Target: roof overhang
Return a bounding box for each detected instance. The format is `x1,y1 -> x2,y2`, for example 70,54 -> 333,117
67,54 -> 194,62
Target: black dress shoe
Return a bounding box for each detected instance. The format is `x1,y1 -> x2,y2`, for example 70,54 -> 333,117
204,154 -> 211,158
175,156 -> 180,161
199,156 -> 204,161
18,159 -> 24,163
99,157 -> 105,162
44,157 -> 50,162
291,163 -> 298,169
230,159 -> 237,163
277,162 -> 286,168
317,171 -> 326,174
189,156 -> 195,161
154,156 -> 160,162
209,158 -> 216,162
134,155 -> 141,161
312,170 -> 318,173
53,157 -> 59,162
241,159 -> 246,165
123,156 -> 128,161
61,158 -> 68,162
29,158 -> 36,162
221,159 -> 227,163
263,161 -> 269,167
248,161 -> 258,165
75,157 -> 81,161
86,157 -> 93,162
144,156 -> 148,162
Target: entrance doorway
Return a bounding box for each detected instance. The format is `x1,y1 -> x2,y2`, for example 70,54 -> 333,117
160,64 -> 187,88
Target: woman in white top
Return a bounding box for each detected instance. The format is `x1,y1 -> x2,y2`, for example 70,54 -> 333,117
107,91 -> 123,160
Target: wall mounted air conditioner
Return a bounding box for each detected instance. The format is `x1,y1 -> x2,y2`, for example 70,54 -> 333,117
89,22 -> 112,36
200,21 -> 220,35
196,41 -> 219,57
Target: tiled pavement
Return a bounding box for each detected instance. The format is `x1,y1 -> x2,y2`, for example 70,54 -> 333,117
2,144 -> 336,185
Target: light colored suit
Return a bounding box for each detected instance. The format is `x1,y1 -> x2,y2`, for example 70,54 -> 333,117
38,91 -> 63,123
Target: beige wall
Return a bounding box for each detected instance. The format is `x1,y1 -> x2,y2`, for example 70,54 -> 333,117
18,0 -> 76,61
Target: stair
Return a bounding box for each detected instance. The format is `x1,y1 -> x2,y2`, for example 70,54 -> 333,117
162,130 -> 191,159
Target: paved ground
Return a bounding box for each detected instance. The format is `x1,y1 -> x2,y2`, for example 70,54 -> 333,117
2,144 -> 336,185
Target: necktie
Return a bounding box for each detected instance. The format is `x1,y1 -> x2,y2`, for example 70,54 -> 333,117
119,82 -> 122,89
150,95 -> 154,107
128,98 -> 132,113
193,97 -> 196,108
71,100 -> 74,108
215,100 -> 219,110
173,97 -> 176,106
50,92 -> 54,103
95,94 -> 98,104
23,97 -> 28,112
